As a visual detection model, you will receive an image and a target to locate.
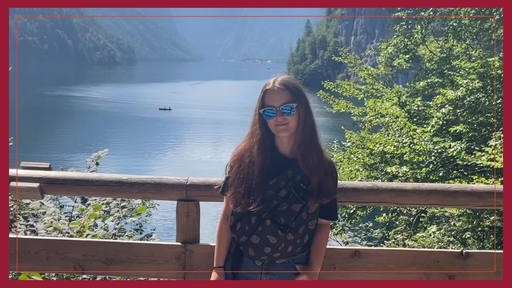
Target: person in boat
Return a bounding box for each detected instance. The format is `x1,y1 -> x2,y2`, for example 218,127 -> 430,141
210,75 -> 338,280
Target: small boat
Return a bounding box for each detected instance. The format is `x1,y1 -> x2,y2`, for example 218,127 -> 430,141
159,107 -> 172,111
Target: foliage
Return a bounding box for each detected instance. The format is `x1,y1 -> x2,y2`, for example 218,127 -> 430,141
313,8 -> 503,250
9,144 -> 160,280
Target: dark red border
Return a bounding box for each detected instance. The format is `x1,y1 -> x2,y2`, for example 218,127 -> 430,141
5,0 -> 508,287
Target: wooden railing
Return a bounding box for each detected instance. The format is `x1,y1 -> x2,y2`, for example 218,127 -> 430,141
9,162 -> 503,280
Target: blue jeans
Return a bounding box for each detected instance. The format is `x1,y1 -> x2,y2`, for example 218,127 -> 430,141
224,239 -> 309,280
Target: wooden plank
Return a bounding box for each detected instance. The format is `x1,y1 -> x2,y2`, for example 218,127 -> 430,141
9,235 -> 185,279
9,236 -> 502,280
9,182 -> 43,199
176,200 -> 200,244
337,181 -> 501,209
323,247 -> 502,274
317,271 -> 503,280
9,169 -> 187,201
184,243 -> 214,280
188,180 -> 502,209
8,169 -> 502,209
185,244 -> 503,280
186,177 -> 223,202
20,162 -> 52,171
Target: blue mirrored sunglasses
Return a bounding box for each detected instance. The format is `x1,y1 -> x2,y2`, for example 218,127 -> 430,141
259,103 -> 298,121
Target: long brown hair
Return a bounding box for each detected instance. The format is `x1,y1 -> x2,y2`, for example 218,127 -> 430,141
225,75 -> 337,212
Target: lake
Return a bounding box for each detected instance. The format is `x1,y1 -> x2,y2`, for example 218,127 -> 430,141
9,61 -> 348,243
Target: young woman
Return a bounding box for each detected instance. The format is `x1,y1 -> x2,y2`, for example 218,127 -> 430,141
210,75 -> 338,281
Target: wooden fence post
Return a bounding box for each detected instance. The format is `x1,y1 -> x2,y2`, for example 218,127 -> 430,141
176,200 -> 200,244
176,199 -> 201,279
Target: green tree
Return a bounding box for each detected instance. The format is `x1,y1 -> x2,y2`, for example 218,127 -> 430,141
318,8 -> 503,250
304,19 -> 313,38
286,9 -> 345,89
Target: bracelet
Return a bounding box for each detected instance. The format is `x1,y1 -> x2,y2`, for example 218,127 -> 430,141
213,266 -> 225,269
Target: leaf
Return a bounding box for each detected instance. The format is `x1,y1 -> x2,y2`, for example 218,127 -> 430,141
70,220 -> 81,226
92,204 -> 103,212
136,205 -> 147,214
29,272 -> 43,280
87,212 -> 99,221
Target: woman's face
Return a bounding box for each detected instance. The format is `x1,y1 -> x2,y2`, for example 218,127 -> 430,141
261,88 -> 299,139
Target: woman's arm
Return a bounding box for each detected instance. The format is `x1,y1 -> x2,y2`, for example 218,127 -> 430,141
296,159 -> 338,280
296,218 -> 331,280
210,198 -> 233,280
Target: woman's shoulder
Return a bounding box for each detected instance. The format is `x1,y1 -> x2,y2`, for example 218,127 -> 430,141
305,155 -> 337,184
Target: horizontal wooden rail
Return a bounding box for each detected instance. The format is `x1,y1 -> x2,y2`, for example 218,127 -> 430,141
9,169 -> 502,209
9,236 -> 502,280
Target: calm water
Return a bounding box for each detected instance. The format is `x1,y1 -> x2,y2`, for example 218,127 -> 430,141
9,61 -> 348,243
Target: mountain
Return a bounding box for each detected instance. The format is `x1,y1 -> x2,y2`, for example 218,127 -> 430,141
160,8 -> 326,62
286,8 -> 397,89
9,8 -> 138,69
85,8 -> 202,62
8,8 -> 203,73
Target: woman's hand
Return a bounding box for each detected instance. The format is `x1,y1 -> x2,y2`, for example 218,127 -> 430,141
295,265 -> 319,280
296,218 -> 331,280
296,273 -> 317,280
210,268 -> 225,280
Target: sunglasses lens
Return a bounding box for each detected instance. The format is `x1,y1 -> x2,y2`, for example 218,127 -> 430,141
261,108 -> 276,120
280,104 -> 296,117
